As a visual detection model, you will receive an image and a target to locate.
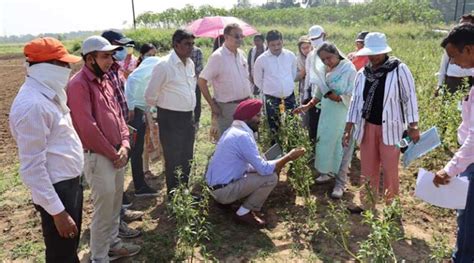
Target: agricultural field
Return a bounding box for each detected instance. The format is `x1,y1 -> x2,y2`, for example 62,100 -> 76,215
0,21 -> 463,262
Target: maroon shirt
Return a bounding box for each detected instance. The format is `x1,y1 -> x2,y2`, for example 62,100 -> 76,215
67,66 -> 130,161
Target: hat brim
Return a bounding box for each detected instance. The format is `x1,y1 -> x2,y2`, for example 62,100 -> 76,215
58,54 -> 82,63
115,37 -> 134,45
356,46 -> 392,56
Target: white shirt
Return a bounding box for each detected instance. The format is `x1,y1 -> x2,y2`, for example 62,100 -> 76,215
253,49 -> 297,98
347,63 -> 419,145
145,50 -> 196,112
200,44 -> 252,103
438,52 -> 474,86
9,77 -> 84,215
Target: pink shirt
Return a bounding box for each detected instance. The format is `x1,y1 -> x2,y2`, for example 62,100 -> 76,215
200,44 -> 252,103
444,86 -> 474,177
67,66 -> 130,161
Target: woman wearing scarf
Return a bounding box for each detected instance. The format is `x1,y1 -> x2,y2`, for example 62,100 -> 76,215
343,33 -> 420,211
295,43 -> 356,198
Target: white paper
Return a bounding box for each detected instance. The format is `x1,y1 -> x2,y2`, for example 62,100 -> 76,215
403,127 -> 441,167
415,168 -> 469,210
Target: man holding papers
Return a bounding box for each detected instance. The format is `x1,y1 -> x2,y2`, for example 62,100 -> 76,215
433,23 -> 474,263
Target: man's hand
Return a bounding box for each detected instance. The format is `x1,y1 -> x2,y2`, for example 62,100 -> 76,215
433,169 -> 451,187
210,100 -> 222,116
327,92 -> 342,102
288,147 -> 306,161
293,104 -> 310,114
408,126 -> 420,143
53,210 -> 78,239
113,146 -> 129,168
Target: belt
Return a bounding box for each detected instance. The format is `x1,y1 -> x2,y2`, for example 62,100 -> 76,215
219,97 -> 250,104
265,93 -> 295,100
84,144 -> 121,154
209,183 -> 228,191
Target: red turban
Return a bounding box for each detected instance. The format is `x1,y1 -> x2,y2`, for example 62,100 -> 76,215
233,99 -> 263,121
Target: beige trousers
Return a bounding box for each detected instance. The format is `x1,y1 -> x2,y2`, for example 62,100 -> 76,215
212,172 -> 278,211
84,153 -> 124,263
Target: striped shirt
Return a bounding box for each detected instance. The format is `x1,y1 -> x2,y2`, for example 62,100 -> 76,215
347,63 -> 419,146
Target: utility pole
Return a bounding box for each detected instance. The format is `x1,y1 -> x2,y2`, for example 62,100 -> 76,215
454,0 -> 459,21
462,0 -> 467,16
131,0 -> 136,30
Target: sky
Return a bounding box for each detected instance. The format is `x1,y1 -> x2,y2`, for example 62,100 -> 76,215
0,0 -> 266,37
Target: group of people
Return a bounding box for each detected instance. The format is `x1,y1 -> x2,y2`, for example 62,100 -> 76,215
7,14 -> 474,262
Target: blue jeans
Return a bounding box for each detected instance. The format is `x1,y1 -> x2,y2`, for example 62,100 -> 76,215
454,163 -> 474,263
264,93 -> 296,144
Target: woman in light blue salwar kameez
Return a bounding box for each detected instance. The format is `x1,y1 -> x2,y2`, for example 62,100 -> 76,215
294,43 -> 356,198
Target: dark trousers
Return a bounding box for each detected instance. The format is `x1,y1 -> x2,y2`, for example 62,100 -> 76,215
129,108 -> 147,190
264,93 -> 296,143
302,97 -> 321,146
34,176 -> 83,263
454,163 -> 474,263
194,85 -> 201,124
157,107 -> 195,194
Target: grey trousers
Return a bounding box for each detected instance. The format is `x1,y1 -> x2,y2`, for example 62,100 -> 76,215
84,153 -> 124,263
212,172 -> 278,211
216,101 -> 240,138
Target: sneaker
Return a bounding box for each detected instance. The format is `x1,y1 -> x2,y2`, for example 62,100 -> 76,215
134,185 -> 159,197
108,242 -> 141,261
331,186 -> 344,199
123,209 -> 144,223
118,220 -> 141,239
315,174 -> 333,184
122,194 -> 132,209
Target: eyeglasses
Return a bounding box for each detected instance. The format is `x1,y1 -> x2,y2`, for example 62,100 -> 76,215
229,34 -> 244,40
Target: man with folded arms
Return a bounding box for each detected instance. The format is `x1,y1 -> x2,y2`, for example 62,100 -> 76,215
198,23 -> 253,137
253,30 -> 298,141
206,99 -> 305,227
9,37 -> 83,262
67,36 -> 140,262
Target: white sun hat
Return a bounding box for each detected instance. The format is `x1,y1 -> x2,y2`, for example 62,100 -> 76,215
356,32 -> 392,56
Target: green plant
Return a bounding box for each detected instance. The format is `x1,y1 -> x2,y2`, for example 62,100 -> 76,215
429,231 -> 452,262
357,199 -> 404,262
168,169 -> 211,262
319,200 -> 358,259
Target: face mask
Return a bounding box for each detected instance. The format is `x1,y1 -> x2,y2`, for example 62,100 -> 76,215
311,38 -> 324,49
91,58 -> 106,78
113,48 -> 127,61
27,63 -> 72,112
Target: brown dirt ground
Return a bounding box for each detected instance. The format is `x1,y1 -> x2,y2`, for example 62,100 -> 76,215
0,55 -> 457,262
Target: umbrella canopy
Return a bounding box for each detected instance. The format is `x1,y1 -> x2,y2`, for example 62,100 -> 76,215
185,16 -> 258,38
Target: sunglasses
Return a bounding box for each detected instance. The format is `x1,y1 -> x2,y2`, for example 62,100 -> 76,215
229,34 -> 244,40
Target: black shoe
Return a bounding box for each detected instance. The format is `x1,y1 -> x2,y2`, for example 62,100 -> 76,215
347,205 -> 364,214
122,193 -> 133,208
135,185 -> 159,197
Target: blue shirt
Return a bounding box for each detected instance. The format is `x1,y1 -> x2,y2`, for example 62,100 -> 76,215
206,121 -> 276,186
125,57 -> 160,111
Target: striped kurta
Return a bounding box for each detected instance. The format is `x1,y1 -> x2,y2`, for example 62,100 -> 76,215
346,63 -> 419,146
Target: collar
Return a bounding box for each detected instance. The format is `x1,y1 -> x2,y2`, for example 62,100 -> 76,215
222,44 -> 239,57
82,65 -> 110,83
232,120 -> 255,141
169,50 -> 191,66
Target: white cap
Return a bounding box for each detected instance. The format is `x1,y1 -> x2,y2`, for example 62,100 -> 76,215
308,25 -> 325,39
356,32 -> 392,56
81,36 -> 123,56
